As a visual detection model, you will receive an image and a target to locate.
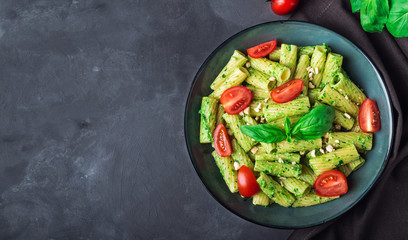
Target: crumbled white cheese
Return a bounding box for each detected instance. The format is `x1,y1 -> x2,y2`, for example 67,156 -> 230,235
254,103 -> 262,112
269,76 -> 276,82
320,148 -> 325,154
250,146 -> 258,154
309,72 -> 314,79
279,177 -> 286,180
345,95 -> 349,100
280,181 -> 284,187
309,82 -> 315,89
278,158 -> 284,163
245,62 -> 251,68
311,150 -> 316,158
344,113 -> 351,119
339,89 -> 343,92
334,139 -> 340,143
243,106 -> 250,114
292,161 -> 296,165
264,98 -> 269,103
234,162 -> 240,170
315,67 -> 319,74
299,151 -> 306,155
239,111 -> 244,116
307,66 -> 315,74
326,145 -> 334,153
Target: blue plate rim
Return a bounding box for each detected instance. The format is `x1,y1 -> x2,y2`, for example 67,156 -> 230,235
184,20 -> 394,229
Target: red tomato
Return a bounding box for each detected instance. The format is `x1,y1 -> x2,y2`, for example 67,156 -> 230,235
358,99 -> 381,132
237,166 -> 260,197
314,170 -> 348,197
213,123 -> 232,157
247,40 -> 277,59
220,86 -> 252,115
269,0 -> 299,16
271,79 -> 303,103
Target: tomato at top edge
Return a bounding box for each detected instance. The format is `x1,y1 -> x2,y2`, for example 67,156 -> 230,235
220,86 -> 252,115
247,40 -> 277,58
269,0 -> 299,16
271,79 -> 303,103
358,98 -> 381,132
314,170 -> 348,197
213,123 -> 232,157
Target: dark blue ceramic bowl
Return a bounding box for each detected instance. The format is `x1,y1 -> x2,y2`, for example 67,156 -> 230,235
184,21 -> 393,228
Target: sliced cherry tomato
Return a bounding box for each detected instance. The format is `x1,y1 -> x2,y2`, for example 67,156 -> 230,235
213,123 -> 232,157
271,79 -> 303,103
314,170 -> 348,197
358,98 -> 381,133
220,86 -> 252,115
237,166 -> 260,197
247,40 -> 277,59
269,0 -> 299,16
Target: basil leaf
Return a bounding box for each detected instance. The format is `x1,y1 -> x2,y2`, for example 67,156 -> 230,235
350,0 -> 363,13
240,124 -> 286,143
360,0 -> 389,33
284,116 -> 292,143
386,0 -> 408,37
291,105 -> 335,140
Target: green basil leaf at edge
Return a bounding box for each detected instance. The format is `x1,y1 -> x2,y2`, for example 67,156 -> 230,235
386,0 -> 408,38
291,105 -> 335,140
350,0 -> 363,13
360,0 -> 389,33
240,124 -> 286,143
284,116 -> 292,143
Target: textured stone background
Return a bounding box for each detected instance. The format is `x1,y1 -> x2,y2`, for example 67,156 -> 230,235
0,0 -> 292,239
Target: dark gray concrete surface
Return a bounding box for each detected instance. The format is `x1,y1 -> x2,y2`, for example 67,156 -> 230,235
0,0 -> 292,239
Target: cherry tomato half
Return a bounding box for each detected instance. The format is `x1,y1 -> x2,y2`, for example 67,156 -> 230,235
271,79 -> 303,103
269,0 -> 299,16
358,98 -> 381,133
314,170 -> 348,197
220,86 -> 252,115
213,123 -> 232,157
237,166 -> 260,197
247,40 -> 277,59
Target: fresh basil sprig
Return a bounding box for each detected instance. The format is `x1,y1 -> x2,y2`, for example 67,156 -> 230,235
240,124 -> 286,143
240,105 -> 335,143
291,106 -> 335,140
386,0 -> 408,38
360,0 -> 389,33
351,0 -> 408,38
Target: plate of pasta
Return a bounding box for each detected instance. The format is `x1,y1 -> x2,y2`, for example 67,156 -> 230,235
184,21 -> 393,228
